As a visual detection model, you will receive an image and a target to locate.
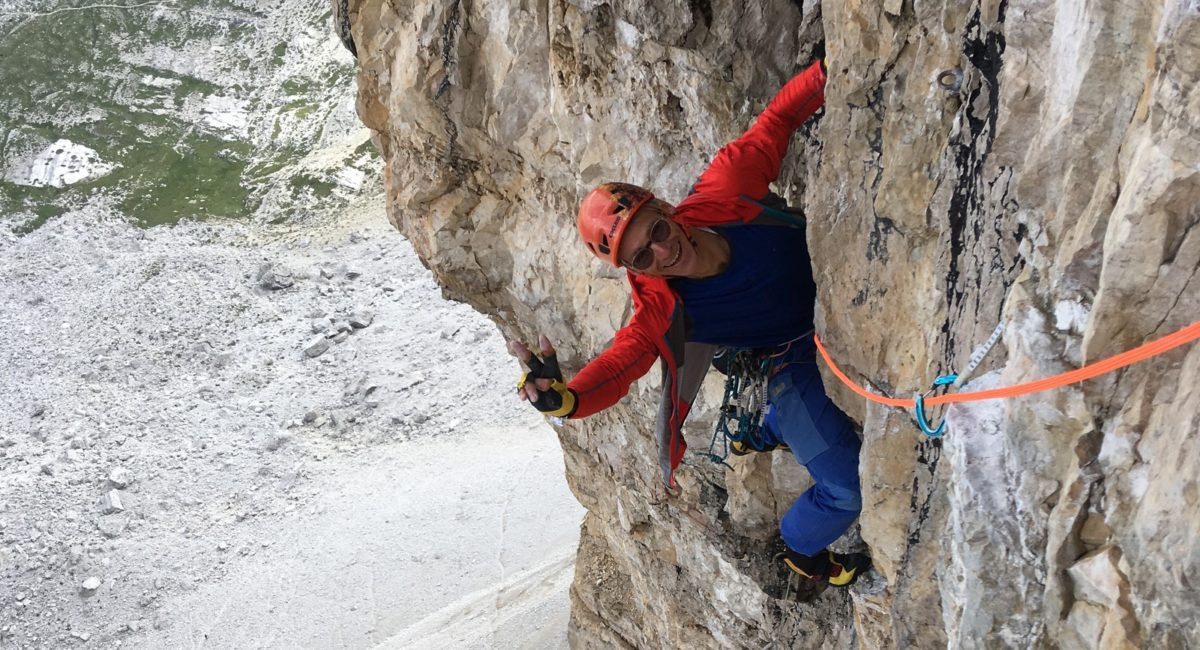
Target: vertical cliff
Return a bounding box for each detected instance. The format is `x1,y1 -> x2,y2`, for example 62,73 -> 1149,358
340,1 -> 1199,647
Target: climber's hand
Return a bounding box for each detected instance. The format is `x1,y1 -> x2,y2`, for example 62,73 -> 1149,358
510,335 -> 577,418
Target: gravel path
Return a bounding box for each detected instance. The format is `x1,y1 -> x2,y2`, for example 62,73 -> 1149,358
0,197 -> 583,649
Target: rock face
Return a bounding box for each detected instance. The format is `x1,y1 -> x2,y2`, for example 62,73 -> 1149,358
342,1 -> 1199,647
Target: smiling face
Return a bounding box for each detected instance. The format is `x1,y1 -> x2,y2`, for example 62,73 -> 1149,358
617,201 -> 703,278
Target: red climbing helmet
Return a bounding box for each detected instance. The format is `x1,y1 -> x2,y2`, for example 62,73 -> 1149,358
577,182 -> 655,267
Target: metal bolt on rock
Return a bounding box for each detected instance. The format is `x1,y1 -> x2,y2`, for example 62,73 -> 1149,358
937,67 -> 963,93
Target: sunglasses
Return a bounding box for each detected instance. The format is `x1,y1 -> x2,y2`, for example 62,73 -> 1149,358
624,217 -> 672,270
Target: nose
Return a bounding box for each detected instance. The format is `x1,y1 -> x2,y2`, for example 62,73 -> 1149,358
650,239 -> 672,259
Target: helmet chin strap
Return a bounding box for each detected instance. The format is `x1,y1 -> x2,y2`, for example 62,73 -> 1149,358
678,221 -> 702,247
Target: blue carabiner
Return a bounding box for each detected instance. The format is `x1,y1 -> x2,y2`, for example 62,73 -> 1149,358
914,393 -> 946,438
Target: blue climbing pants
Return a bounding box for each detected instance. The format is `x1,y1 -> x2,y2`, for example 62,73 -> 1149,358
759,341 -> 863,556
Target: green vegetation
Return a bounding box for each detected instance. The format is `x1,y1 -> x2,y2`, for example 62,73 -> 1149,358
281,77 -> 314,96
354,139 -> 381,159
0,1 -> 261,229
10,204 -> 65,236
246,151 -> 298,181
282,96 -> 320,119
0,0 -> 361,233
112,135 -> 254,225
288,173 -> 337,198
174,74 -> 223,98
1,181 -> 67,234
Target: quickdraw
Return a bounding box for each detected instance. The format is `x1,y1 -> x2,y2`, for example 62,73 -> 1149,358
911,320 -> 1008,437
703,348 -> 771,466
814,319 -> 1200,438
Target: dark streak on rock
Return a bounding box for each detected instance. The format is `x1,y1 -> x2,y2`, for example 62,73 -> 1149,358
868,216 -> 896,263
434,0 -> 461,100
664,92 -> 684,119
333,0 -> 356,58
690,0 -> 713,29
1164,212 -> 1200,266
907,438 -> 943,547
433,0 -> 463,177
863,76 -> 892,264
941,2 -> 1008,361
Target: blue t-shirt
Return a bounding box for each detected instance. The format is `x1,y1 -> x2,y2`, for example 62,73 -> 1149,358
669,224 -> 815,348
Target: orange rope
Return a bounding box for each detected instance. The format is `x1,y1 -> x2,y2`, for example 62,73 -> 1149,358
813,320 -> 1200,409
813,335 -> 915,408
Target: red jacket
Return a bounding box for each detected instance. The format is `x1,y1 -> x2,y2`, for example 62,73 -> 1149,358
567,61 -> 827,486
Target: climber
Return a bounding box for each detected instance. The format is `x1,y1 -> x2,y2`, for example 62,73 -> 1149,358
511,59 -> 871,588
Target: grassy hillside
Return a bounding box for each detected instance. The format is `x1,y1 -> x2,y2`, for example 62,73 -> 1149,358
0,0 -> 371,230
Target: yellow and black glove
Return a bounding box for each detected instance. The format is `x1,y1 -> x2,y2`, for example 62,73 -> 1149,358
516,342 -> 577,418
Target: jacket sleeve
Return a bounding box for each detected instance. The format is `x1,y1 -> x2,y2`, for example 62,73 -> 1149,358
566,276 -> 677,418
566,315 -> 660,418
680,60 -> 826,222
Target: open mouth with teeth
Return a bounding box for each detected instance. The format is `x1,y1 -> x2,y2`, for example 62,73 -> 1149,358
661,241 -> 683,269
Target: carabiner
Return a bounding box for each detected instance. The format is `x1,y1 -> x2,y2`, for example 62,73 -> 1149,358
914,393 -> 946,438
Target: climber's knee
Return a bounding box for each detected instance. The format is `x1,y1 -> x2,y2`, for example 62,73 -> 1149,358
821,480 -> 862,514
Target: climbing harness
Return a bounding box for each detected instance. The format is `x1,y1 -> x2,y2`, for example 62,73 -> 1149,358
703,333 -> 814,465
703,347 -> 771,466
814,319 -> 1200,438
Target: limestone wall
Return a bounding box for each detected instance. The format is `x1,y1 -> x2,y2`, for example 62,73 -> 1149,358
341,1 -> 1199,647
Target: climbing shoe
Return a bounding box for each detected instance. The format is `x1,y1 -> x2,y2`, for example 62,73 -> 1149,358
782,548 -> 871,588
729,437 -> 789,456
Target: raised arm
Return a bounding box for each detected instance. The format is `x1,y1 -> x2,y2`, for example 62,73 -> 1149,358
679,60 -> 827,220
